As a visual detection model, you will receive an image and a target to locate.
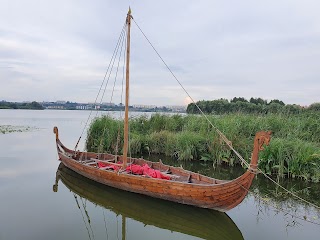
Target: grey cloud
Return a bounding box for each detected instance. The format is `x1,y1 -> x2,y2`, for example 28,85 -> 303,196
0,0 -> 319,105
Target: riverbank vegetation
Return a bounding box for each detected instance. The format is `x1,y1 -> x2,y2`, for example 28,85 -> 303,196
86,113 -> 320,182
0,101 -> 44,110
187,97 -> 320,115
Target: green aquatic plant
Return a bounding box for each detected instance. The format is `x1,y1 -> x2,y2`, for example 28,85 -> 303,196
259,138 -> 320,182
86,112 -> 320,182
0,125 -> 33,134
86,116 -> 123,153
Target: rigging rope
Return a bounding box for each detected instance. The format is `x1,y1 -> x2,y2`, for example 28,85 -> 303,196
81,197 -> 95,239
131,17 -> 320,213
132,17 -> 250,168
103,211 -> 109,240
72,11 -> 320,224
75,21 -> 127,152
118,25 -> 127,156
73,194 -> 94,240
95,26 -> 126,117
97,25 -> 127,153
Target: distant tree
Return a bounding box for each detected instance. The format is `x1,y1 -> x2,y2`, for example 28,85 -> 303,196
308,103 -> 320,112
187,102 -> 201,114
267,102 -> 283,113
283,104 -> 302,114
30,101 -> 44,110
250,97 -> 267,105
209,99 -> 229,114
230,97 -> 248,103
269,99 -> 285,106
9,103 -> 18,109
186,97 -> 297,115
197,100 -> 210,113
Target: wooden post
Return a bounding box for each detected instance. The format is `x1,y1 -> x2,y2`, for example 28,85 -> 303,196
123,8 -> 132,168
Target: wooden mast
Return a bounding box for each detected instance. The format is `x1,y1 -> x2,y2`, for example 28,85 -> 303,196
123,8 -> 132,168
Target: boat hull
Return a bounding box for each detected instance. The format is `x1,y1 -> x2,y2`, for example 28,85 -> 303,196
56,163 -> 244,240
58,152 -> 255,212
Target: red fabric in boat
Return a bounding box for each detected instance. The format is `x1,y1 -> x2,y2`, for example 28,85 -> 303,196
126,164 -> 170,180
98,161 -> 120,171
126,164 -> 144,175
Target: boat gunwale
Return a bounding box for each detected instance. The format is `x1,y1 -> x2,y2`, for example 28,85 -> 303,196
58,149 -> 253,188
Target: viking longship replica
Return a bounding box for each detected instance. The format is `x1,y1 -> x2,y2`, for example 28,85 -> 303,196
53,9 -> 272,212
54,163 -> 244,239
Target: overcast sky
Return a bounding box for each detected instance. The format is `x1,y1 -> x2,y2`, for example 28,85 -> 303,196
0,0 -> 319,106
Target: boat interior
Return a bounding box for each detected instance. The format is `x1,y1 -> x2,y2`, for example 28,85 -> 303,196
60,147 -> 227,185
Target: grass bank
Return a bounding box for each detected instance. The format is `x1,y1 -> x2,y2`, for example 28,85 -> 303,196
86,113 -> 320,182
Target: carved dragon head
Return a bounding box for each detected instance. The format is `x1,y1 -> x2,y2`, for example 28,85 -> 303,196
53,126 -> 59,140
255,131 -> 272,151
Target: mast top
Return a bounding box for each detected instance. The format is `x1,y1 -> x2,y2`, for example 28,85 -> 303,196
128,7 -> 131,15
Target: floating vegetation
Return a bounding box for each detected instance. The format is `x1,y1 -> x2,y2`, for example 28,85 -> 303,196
0,125 -> 34,134
86,113 -> 320,182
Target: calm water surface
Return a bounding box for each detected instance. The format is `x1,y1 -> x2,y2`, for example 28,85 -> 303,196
0,109 -> 319,240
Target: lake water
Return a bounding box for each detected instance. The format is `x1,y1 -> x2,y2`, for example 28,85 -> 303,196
0,109 -> 319,240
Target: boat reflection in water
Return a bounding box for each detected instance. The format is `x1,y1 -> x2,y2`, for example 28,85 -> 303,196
54,163 -> 244,240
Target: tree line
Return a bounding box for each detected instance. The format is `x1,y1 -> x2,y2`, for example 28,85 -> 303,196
186,97 -> 320,114
0,101 -> 44,110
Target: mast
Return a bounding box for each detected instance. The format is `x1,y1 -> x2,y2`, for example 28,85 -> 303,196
123,8 -> 132,168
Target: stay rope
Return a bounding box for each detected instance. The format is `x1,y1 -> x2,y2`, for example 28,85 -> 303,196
73,194 -> 95,240
102,210 -> 109,240
74,21 -> 127,152
131,17 -> 320,214
72,11 -> 320,225
97,24 -> 127,154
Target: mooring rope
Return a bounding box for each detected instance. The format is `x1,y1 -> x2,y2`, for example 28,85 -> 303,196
131,16 -> 320,213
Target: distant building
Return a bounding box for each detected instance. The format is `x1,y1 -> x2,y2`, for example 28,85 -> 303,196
102,102 -> 116,107
47,105 -> 64,109
76,105 -> 90,110
165,105 -> 187,112
133,104 -> 157,109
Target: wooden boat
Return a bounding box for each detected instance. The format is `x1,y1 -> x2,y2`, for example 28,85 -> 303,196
53,9 -> 272,212
54,163 -> 244,240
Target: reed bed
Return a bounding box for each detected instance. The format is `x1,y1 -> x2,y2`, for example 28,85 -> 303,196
86,113 -> 320,182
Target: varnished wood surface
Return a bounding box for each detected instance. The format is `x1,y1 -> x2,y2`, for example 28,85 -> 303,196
54,127 -> 271,211
55,163 -> 244,240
